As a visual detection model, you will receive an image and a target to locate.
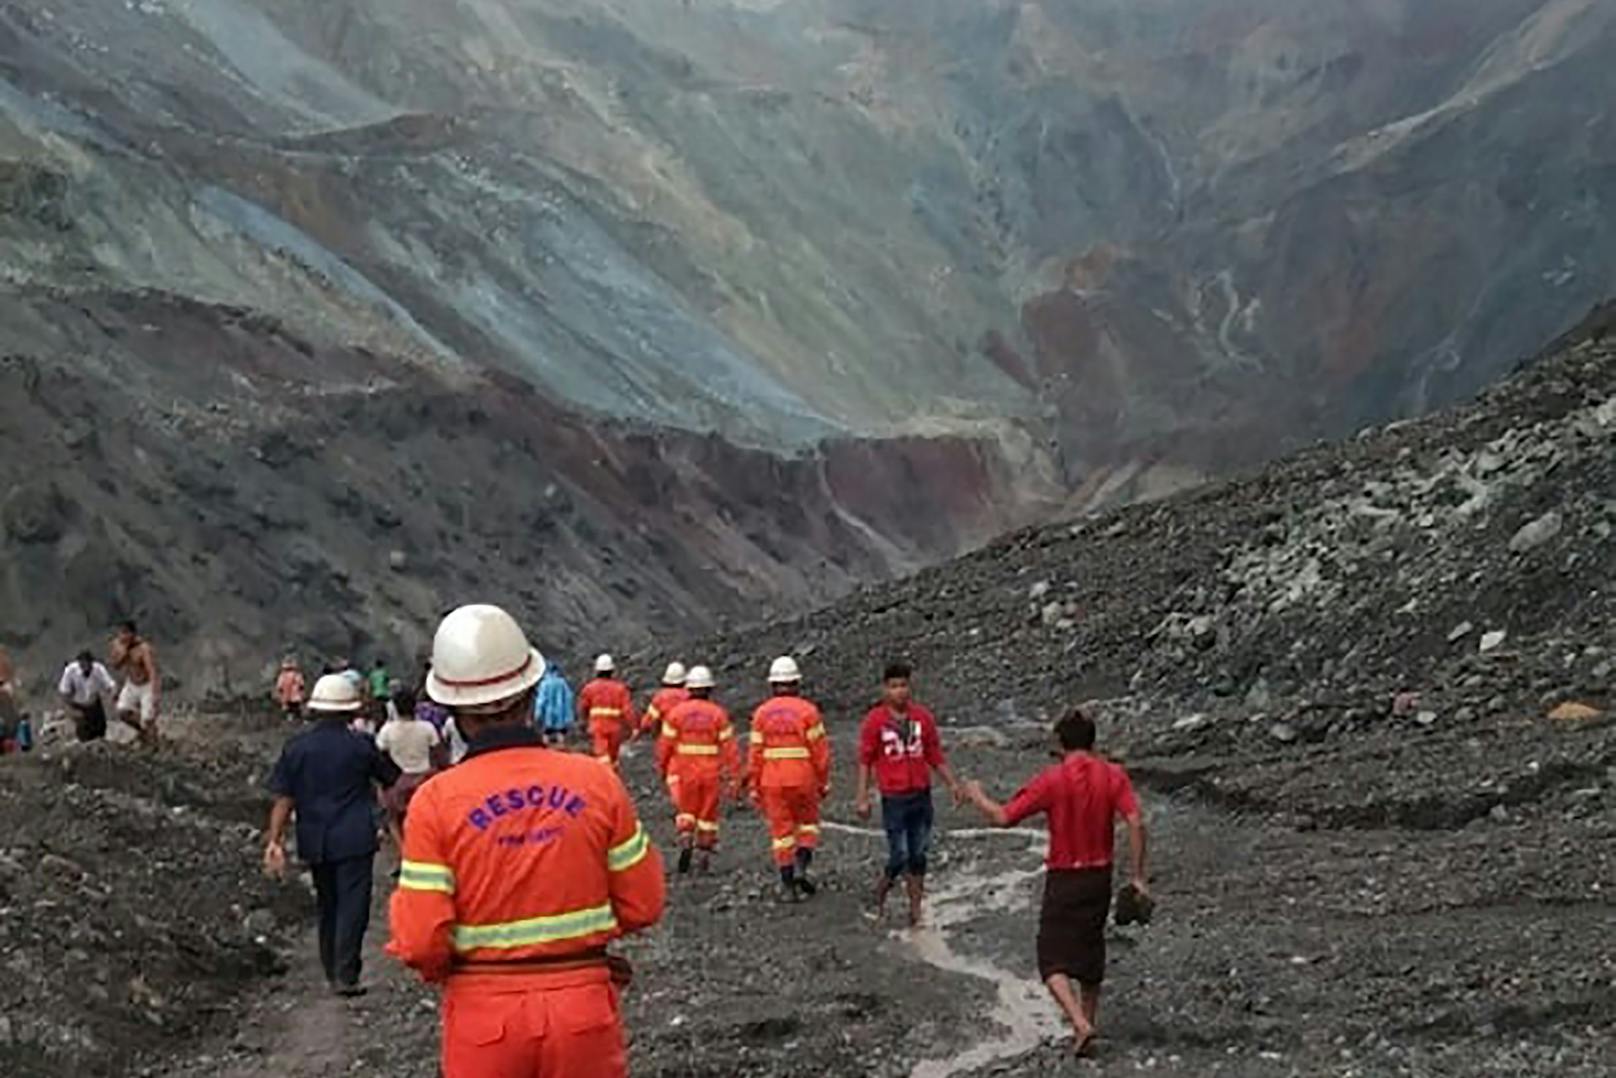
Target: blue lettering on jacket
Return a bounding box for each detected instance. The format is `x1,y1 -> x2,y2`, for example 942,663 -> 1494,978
467,785 -> 589,831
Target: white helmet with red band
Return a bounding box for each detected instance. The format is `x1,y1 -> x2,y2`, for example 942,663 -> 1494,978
307,673 -> 363,713
427,604 -> 546,710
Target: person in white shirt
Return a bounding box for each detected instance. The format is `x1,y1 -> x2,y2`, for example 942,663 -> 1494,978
374,689 -> 442,862
59,651 -> 116,742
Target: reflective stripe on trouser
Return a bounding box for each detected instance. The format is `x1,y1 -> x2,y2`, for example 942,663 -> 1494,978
672,773 -> 721,849
761,786 -> 821,867
443,975 -> 626,1078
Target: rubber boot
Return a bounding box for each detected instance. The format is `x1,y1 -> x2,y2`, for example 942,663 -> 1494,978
677,847 -> 693,875
905,874 -> 925,928
793,848 -> 817,897
778,865 -> 800,903
697,849 -> 713,874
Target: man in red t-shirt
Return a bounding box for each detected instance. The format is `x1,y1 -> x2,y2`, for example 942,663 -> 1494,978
855,661 -> 963,926
964,708 -> 1148,1059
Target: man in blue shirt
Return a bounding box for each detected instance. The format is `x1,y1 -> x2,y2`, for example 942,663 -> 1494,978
533,659 -> 576,746
263,673 -> 400,996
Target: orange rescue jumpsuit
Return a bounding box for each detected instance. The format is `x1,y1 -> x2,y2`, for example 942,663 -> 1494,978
577,678 -> 637,768
656,698 -> 739,849
749,696 -> 830,866
388,732 -> 665,1078
641,686 -> 689,738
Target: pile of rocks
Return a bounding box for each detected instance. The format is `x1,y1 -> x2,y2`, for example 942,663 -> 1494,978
0,730 -> 298,1077
684,308 -> 1615,742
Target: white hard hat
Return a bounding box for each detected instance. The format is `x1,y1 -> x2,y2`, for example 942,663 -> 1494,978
685,665 -> 715,690
307,673 -> 363,713
594,653 -> 616,675
662,661 -> 688,686
768,656 -> 802,684
427,604 -> 546,711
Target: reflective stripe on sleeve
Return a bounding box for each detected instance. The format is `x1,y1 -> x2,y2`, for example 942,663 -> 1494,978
806,724 -> 827,741
718,727 -> 734,741
607,824 -> 651,872
762,746 -> 810,760
398,860 -> 455,894
452,903 -> 618,951
661,723 -> 678,738
749,731 -> 764,744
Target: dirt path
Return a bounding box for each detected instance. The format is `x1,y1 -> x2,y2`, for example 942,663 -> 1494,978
161,859 -> 437,1078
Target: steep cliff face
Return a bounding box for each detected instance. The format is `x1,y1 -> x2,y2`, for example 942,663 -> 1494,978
0,287 -> 1047,694
1,0 -> 1612,689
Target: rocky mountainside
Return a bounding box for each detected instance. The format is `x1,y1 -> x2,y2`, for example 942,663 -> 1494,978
690,301 -> 1615,781
1,310 -> 1610,1078
3,0 -> 1615,689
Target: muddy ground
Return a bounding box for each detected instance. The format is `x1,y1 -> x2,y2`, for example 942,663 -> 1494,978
4,700 -> 1610,1078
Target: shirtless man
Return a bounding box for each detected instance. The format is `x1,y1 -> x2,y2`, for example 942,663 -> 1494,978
110,621 -> 160,746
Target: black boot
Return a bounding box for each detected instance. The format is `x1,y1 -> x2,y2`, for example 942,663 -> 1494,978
793,848 -> 817,896
677,847 -> 693,875
778,865 -> 800,903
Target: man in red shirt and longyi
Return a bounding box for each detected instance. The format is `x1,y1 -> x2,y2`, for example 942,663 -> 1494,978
855,661 -> 964,926
963,707 -> 1149,1060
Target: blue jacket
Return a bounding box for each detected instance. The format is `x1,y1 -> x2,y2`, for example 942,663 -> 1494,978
534,668 -> 575,733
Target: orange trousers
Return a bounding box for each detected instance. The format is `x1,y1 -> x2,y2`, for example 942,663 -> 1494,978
443,973 -> 625,1078
590,723 -> 625,768
668,771 -> 721,849
760,785 -> 821,866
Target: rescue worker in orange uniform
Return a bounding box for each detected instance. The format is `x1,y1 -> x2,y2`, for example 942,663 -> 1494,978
576,655 -> 637,768
748,656 -> 831,901
655,665 -> 739,874
388,605 -> 665,1078
639,662 -> 689,739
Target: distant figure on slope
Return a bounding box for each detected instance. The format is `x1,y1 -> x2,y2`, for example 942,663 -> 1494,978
367,659 -> 391,727
59,651 -> 116,742
577,654 -> 637,768
274,656 -> 306,721
262,674 -> 400,997
0,646 -> 19,751
748,657 -> 830,901
533,658 -> 576,746
855,661 -> 963,926
640,662 -> 689,741
963,708 -> 1150,1059
109,620 -> 160,746
656,665 -> 739,876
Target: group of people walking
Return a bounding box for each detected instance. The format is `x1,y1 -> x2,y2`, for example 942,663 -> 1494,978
262,603 -> 1151,1075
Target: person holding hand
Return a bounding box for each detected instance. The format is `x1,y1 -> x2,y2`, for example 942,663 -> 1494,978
962,708 -> 1149,1059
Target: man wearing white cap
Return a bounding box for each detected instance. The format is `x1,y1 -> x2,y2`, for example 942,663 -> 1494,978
388,605 -> 665,1078
263,674 -> 401,996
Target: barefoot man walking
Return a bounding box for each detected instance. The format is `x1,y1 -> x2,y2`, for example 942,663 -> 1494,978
963,708 -> 1149,1059
110,620 -> 160,746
